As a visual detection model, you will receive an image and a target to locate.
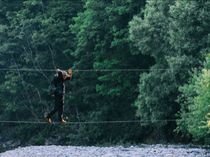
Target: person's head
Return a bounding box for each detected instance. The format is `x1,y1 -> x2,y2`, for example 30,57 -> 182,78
61,71 -> 68,80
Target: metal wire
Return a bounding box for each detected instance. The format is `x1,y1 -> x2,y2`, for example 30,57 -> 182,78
0,68 -> 204,72
72,68 -> 198,72
0,119 -> 206,124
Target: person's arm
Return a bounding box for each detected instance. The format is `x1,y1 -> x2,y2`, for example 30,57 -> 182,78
68,70 -> 72,78
64,69 -> 72,81
56,69 -> 62,78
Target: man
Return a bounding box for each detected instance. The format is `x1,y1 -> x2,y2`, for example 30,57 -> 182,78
45,69 -> 72,124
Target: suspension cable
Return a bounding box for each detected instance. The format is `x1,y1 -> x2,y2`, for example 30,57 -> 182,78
0,68 -> 205,72
0,119 -> 206,124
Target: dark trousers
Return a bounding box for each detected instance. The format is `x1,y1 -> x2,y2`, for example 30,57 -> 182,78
47,95 -> 64,121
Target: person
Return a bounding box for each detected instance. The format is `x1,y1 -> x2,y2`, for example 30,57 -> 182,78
45,69 -> 72,124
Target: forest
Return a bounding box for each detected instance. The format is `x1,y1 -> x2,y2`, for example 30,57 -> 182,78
1,0 -> 210,151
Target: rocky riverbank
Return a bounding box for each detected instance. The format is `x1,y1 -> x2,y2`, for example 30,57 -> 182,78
1,144 -> 210,157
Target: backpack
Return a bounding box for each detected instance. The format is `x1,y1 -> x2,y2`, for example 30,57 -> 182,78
50,74 -> 58,96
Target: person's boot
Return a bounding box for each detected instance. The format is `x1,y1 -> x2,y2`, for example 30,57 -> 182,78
59,119 -> 67,124
45,116 -> 52,123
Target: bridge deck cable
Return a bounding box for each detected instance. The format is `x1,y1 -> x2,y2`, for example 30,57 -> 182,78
0,119 -> 206,124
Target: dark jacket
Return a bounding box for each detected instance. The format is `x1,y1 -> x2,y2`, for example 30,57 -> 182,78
54,71 -> 71,96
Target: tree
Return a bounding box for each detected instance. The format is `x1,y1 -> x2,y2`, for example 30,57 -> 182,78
0,0 -> 84,145
129,0 -> 210,142
176,56 -> 210,143
171,0 -> 210,143
70,0 -> 153,144
129,1 -> 177,141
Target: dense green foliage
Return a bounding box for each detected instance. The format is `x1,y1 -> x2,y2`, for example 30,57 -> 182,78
1,0 -> 210,149
129,0 -> 210,143
69,0 -> 152,144
175,57 -> 210,143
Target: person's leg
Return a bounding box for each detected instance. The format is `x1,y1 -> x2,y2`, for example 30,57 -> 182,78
47,96 -> 61,119
58,98 -> 64,121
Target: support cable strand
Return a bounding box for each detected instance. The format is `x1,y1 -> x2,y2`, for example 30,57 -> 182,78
0,119 -> 206,124
0,68 -> 206,72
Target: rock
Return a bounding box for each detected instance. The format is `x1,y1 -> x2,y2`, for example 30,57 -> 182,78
155,144 -> 164,148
